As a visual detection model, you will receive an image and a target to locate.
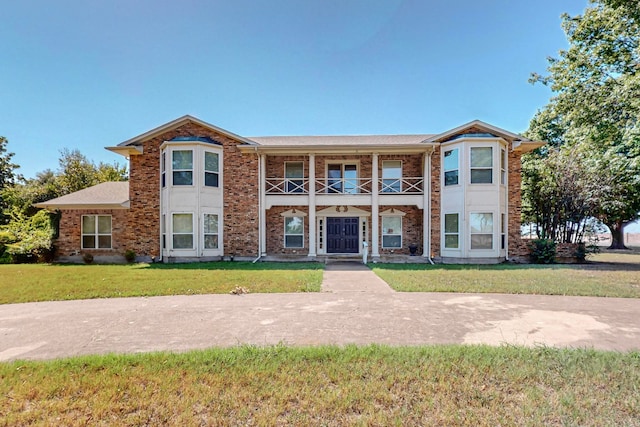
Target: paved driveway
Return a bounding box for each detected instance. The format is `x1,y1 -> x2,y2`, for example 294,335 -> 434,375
1,263 -> 639,361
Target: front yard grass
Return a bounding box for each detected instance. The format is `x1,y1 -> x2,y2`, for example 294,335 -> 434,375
373,250 -> 640,298
2,344 -> 638,425
0,262 -> 323,304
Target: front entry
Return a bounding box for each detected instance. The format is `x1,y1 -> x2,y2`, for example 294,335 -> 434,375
327,217 -> 359,253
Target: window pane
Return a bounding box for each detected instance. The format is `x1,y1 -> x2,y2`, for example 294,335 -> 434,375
285,162 -> 303,178
444,149 -> 458,171
173,214 -> 193,233
285,235 -> 303,248
471,169 -> 492,184
444,214 -> 458,233
173,234 -> 193,249
97,216 -> 111,234
383,161 -> 402,179
344,165 -> 357,193
204,214 -> 218,233
285,217 -> 303,235
382,178 -> 401,192
205,172 -> 219,187
470,213 -> 493,233
98,235 -> 111,249
172,150 -> 193,169
204,234 -> 218,249
82,235 -> 95,249
173,171 -> 193,185
382,235 -> 402,248
444,170 -> 459,186
470,147 -> 492,167
382,217 -> 401,234
471,234 -> 493,249
328,164 -> 342,193
205,152 -> 219,172
445,235 -> 459,249
82,216 -> 96,234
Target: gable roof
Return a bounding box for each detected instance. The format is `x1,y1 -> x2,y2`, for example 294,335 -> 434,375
34,182 -> 130,210
425,120 -> 545,152
106,115 -> 256,157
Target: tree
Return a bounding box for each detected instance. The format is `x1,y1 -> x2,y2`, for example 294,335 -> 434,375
57,148 -> 127,194
527,0 -> 640,249
0,137 -> 21,224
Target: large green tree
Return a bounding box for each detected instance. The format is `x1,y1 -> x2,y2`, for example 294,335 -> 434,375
527,0 -> 640,249
0,137 -> 21,224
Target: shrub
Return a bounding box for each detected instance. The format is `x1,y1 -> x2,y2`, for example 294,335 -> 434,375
3,210 -> 55,263
82,252 -> 94,264
124,249 -> 136,263
574,241 -> 600,263
529,239 -> 557,264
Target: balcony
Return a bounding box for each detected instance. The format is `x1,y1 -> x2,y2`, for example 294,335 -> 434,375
265,177 -> 424,195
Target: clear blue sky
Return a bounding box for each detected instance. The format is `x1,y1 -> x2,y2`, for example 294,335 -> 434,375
2,0 -> 588,180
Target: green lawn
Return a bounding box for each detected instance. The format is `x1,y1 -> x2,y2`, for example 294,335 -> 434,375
2,345 -> 638,426
372,250 -> 640,298
0,262 -> 323,304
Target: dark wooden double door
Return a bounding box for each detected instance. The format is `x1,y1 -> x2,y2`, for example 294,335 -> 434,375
327,217 -> 359,253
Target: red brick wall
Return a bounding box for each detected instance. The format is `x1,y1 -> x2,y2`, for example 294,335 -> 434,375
122,121 -> 259,258
55,209 -> 129,256
378,205 -> 423,255
507,148 -> 528,258
265,206 -> 309,255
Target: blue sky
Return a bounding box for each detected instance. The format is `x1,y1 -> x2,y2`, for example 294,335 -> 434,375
2,0 -> 588,180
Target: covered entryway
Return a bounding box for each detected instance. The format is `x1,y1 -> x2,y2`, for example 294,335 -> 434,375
327,217 -> 359,253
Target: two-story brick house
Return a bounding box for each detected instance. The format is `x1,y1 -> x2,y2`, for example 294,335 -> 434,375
36,115 -> 543,263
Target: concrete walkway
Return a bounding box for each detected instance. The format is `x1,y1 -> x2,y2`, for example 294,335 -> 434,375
1,263 -> 639,361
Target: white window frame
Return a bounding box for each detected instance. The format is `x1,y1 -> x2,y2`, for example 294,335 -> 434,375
203,213 -> 220,250
443,148 -> 460,186
500,148 -> 507,185
172,149 -> 194,186
470,147 -> 493,184
284,216 -> 304,248
470,212 -> 493,250
204,151 -> 220,188
161,150 -> 167,188
326,162 -> 359,194
285,161 -> 305,193
172,213 -> 194,250
382,160 -> 402,193
444,213 -> 460,249
81,215 -> 112,249
381,216 -> 402,249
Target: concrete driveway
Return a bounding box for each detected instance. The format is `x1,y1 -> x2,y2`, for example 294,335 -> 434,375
1,263 -> 639,361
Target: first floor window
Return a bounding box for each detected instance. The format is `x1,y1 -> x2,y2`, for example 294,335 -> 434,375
172,213 -> 193,249
382,216 -> 402,248
470,213 -> 493,249
203,214 -> 219,249
444,213 -> 459,249
285,216 -> 304,248
82,215 -> 112,249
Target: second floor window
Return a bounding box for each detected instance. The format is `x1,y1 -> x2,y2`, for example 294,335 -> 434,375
382,161 -> 402,193
172,150 -> 193,185
328,163 -> 357,193
285,162 -> 304,193
444,148 -> 459,186
470,147 -> 493,184
204,152 -> 219,187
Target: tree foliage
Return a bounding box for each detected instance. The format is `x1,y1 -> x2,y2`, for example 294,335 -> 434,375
526,0 -> 640,249
0,137 -> 22,224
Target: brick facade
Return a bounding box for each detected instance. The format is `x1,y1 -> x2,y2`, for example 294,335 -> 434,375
55,209 -> 129,257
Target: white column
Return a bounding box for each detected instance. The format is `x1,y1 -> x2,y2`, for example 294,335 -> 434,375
259,154 -> 267,256
308,153 -> 316,257
371,153 -> 380,258
422,150 -> 431,258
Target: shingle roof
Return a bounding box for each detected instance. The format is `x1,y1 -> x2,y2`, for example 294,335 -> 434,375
34,182 -> 130,210
248,134 -> 433,146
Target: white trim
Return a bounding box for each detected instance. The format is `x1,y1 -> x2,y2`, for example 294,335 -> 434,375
171,212 -> 195,251
284,216 -> 305,249
81,215 -> 112,249
381,216 -> 402,249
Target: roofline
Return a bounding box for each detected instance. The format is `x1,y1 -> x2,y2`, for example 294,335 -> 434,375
425,120 -> 532,143
116,115 -> 257,147
238,143 -> 437,155
34,201 -> 130,210
105,145 -> 144,157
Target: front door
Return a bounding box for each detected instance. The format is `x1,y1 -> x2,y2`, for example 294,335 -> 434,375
327,217 -> 359,253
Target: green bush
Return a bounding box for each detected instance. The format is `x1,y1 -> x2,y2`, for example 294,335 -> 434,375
529,239 -> 557,264
124,249 -> 136,263
3,209 -> 55,263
